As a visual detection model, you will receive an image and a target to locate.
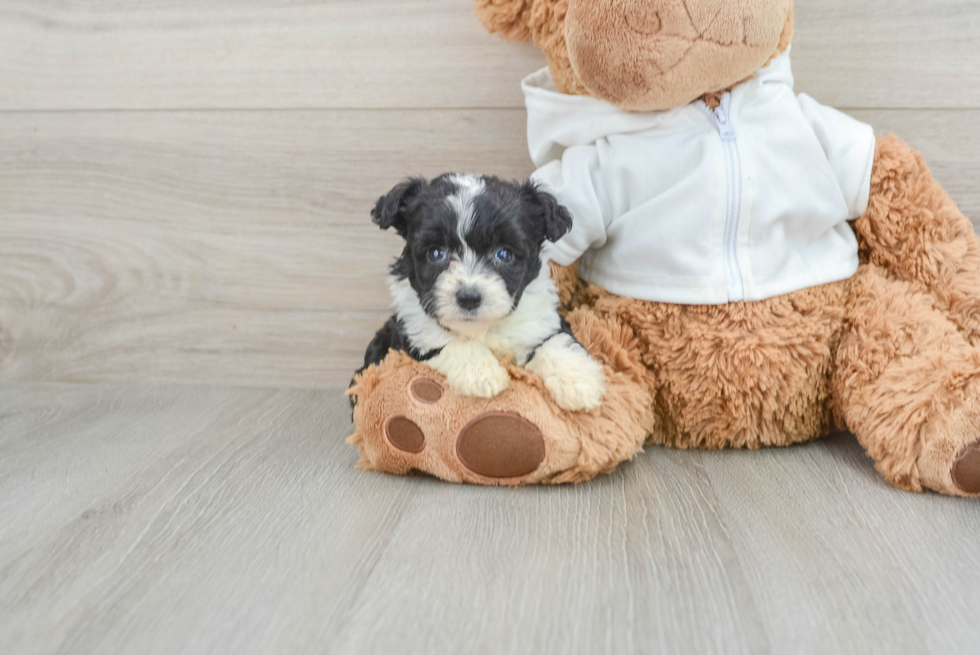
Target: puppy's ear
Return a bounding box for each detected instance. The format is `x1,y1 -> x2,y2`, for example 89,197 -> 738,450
521,180 -> 573,243
372,177 -> 426,235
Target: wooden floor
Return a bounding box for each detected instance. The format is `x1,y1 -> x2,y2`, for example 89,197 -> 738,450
3,1 -> 980,653
0,383 -> 977,655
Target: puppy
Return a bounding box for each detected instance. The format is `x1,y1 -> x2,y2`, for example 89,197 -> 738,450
360,173 -> 605,412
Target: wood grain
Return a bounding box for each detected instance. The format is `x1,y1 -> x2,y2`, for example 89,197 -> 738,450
1,383 -> 978,655
0,0 -> 546,111
792,0 -> 980,109
1,108 -> 977,388
1,0 -> 978,111
0,109 -> 534,388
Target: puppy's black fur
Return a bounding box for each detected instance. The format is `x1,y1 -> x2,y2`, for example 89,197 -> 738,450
361,315 -> 436,370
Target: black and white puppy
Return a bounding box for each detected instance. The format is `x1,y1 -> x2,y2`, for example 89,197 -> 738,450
361,173 -> 605,412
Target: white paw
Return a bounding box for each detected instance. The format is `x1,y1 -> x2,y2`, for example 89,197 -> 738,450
447,359 -> 510,398
526,334 -> 606,412
429,339 -> 510,399
543,366 -> 605,411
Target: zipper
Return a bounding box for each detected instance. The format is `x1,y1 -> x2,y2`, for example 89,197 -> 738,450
711,94 -> 745,302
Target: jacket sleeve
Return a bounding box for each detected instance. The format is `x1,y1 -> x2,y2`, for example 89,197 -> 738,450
797,93 -> 877,220
530,145 -> 612,266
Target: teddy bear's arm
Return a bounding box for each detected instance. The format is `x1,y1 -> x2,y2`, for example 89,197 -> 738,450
797,93 -> 877,220
533,153 -> 610,266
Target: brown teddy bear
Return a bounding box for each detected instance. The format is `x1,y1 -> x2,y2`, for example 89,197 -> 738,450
348,0 -> 980,497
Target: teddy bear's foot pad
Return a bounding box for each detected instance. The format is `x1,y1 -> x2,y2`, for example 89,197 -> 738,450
456,413 -> 545,479
378,378 -> 547,480
409,378 -> 443,404
951,439 -> 980,494
385,416 -> 426,453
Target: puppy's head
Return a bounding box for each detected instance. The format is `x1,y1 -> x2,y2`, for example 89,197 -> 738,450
373,173 -> 571,332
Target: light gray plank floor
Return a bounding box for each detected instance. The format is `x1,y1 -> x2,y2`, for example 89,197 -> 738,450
1,383 -> 978,655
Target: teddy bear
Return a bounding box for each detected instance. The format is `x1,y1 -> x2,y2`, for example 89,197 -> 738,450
347,0 -> 980,497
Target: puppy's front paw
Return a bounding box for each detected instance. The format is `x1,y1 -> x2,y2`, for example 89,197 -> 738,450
448,359 -> 510,398
429,339 -> 510,399
545,366 -> 605,412
526,334 -> 606,412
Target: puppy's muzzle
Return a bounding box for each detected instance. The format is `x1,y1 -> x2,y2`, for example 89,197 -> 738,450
455,287 -> 483,311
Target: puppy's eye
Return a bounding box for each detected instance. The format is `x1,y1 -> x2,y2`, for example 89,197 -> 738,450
427,247 -> 447,263
494,247 -> 514,264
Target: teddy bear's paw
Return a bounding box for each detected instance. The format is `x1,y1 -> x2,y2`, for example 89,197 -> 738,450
526,334 -> 606,412
428,341 -> 510,399
951,439 -> 980,495
912,396 -> 980,497
351,352 -> 651,485
377,377 -> 547,482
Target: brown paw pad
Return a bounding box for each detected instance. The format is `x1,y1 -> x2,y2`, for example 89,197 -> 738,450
951,440 -> 980,494
455,412 -> 545,479
385,415 -> 426,453
409,377 -> 443,404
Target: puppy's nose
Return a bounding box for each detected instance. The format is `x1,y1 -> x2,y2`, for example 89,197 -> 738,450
456,288 -> 483,311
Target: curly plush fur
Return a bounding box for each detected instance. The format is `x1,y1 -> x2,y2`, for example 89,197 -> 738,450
348,0 -> 980,496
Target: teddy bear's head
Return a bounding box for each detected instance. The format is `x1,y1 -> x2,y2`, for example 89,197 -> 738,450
476,0 -> 795,111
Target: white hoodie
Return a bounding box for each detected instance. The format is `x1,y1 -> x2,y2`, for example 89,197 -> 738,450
524,48 -> 876,305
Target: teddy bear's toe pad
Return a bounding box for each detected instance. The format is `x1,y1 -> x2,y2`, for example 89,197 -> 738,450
385,415 -> 426,453
951,440 -> 980,494
410,378 -> 443,404
456,412 -> 545,479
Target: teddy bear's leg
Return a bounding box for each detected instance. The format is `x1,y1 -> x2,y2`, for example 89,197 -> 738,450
834,265 -> 980,496
347,308 -> 657,486
854,135 -> 980,344
596,281 -> 847,450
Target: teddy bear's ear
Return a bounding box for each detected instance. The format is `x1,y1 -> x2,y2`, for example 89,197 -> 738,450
371,177 -> 426,236
520,180 -> 573,243
474,0 -> 534,42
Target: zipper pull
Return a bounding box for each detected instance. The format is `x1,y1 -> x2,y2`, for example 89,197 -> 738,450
713,96 -> 737,141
